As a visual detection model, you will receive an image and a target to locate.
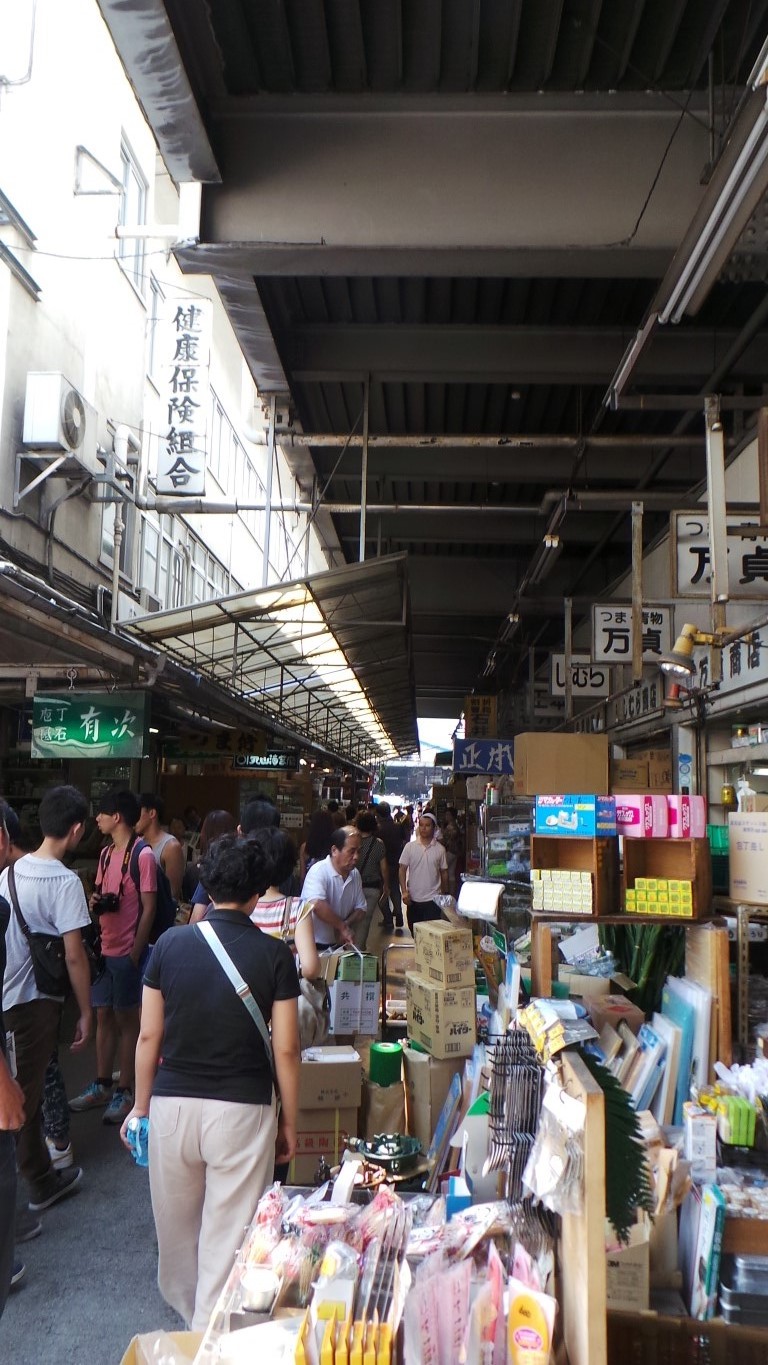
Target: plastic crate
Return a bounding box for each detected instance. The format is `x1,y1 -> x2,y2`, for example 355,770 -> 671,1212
607,1310 -> 768,1363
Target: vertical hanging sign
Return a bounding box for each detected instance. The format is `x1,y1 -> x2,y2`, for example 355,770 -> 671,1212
157,297 -> 212,496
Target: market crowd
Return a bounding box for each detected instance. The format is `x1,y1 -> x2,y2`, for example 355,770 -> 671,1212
0,782 -> 463,1328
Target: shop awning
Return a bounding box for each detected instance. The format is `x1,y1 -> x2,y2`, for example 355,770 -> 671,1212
125,554 -> 418,763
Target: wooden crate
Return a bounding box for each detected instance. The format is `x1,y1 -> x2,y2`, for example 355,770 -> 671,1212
530,834 -> 620,917
622,837 -> 713,920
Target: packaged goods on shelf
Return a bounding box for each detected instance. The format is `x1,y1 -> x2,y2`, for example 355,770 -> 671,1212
534,794 -> 617,838
615,794 -> 669,838
667,794 -> 707,839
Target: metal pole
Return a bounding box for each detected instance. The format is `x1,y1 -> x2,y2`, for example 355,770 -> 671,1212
758,407 -> 768,527
631,501 -> 644,683
564,597 -> 573,723
276,432 -> 714,450
359,376 -> 369,563
110,503 -> 123,632
262,395 -> 276,587
704,396 -> 729,683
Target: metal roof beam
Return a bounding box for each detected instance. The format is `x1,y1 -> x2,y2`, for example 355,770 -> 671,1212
282,324 -> 768,385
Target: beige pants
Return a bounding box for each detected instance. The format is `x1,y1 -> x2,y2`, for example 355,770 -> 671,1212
149,1093 -> 277,1330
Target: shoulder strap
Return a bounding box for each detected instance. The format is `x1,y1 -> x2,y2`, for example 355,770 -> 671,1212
280,896 -> 294,941
195,922 -> 275,1084
7,865 -> 31,941
357,836 -> 375,881
128,835 -> 146,893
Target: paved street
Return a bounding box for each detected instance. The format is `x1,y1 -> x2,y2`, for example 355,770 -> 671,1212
0,1008 -> 183,1365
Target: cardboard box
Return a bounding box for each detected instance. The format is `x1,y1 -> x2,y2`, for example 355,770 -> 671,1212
289,1106 -> 358,1183
514,732 -> 609,797
297,1049 -> 362,1110
406,972 -> 476,1059
606,1222 -> 650,1312
120,1334 -> 201,1365
402,1042 -> 462,1150
329,980 -> 381,1035
729,812 -> 768,905
319,949 -> 378,984
636,748 -> 673,792
615,794 -> 669,838
611,759 -> 650,792
413,919 -> 474,988
535,794 -> 617,837
586,994 -> 645,1037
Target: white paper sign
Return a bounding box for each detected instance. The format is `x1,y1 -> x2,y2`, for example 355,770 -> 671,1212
550,654 -> 611,697
672,511 -> 768,599
156,297 -> 212,496
591,604 -> 672,663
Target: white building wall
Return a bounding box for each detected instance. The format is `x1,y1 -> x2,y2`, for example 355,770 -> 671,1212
0,0 -> 334,616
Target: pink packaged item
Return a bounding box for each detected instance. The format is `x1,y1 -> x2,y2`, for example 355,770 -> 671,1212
666,795 -> 706,839
615,795 -> 669,838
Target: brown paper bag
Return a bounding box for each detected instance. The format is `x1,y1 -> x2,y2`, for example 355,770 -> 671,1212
362,1077 -> 406,1139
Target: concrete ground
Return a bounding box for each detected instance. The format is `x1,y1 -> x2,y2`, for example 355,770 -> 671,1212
0,916 -> 409,1364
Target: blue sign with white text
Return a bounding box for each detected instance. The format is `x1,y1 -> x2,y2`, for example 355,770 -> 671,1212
453,739 -> 514,775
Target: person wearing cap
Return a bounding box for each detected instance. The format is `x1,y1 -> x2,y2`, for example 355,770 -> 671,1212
398,813 -> 449,937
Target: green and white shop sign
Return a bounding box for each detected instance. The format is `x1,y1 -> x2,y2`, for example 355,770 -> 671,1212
31,692 -> 147,760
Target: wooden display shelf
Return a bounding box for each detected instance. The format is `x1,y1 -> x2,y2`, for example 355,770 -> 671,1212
530,834 -> 620,918
622,837 -> 713,920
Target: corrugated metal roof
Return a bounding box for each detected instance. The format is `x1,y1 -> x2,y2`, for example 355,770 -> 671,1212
125,555 -> 418,760
192,0 -> 763,96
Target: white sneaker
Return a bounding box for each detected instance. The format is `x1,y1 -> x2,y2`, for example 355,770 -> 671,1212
45,1137 -> 74,1170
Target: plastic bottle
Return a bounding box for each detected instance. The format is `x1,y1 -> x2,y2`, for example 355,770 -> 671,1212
125,1115 -> 149,1168
737,776 -> 756,812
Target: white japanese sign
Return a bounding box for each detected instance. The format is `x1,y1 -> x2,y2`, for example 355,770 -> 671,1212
157,298 -> 212,496
550,654 -> 610,697
591,604 -> 672,663
672,511 -> 768,600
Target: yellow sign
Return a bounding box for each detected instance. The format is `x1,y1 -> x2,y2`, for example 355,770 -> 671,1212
464,695 -> 497,739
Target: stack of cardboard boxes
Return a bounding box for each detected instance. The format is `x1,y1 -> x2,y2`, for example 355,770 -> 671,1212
289,1046 -> 362,1184
404,922 -> 477,1151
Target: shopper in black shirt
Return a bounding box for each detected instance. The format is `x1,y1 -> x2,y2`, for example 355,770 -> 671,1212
120,834 -> 300,1330
0,806 -> 25,1317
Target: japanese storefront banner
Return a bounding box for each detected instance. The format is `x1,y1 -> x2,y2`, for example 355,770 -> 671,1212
165,728 -> 267,758
453,739 -> 514,774
31,692 -> 146,760
591,604 -> 672,664
233,750 -> 299,771
156,297 -> 212,496
464,694 -> 497,739
550,654 -> 611,697
672,511 -> 768,599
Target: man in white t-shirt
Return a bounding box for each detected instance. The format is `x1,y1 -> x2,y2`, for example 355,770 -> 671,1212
300,826 -> 366,948
398,812 -> 448,937
1,785 -> 92,1214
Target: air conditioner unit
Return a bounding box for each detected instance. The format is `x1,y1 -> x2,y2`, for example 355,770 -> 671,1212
23,372 -> 99,474
138,587 -> 162,613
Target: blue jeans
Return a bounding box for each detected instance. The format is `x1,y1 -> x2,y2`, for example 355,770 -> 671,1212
0,1130 -> 15,1319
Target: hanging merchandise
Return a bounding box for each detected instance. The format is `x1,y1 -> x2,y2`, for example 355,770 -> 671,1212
523,1073 -> 585,1217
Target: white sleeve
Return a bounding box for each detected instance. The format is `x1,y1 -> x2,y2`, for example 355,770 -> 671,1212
300,861 -> 327,902
51,875 -> 91,934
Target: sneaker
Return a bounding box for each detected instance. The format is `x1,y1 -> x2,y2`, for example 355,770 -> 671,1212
15,1211 -> 42,1243
69,1081 -> 112,1112
103,1088 -> 133,1125
28,1166 -> 83,1213
45,1137 -> 74,1170
10,1260 -> 25,1289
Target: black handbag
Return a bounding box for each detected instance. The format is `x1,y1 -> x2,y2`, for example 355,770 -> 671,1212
7,864 -> 103,996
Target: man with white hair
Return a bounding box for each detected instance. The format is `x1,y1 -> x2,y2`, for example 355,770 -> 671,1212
398,812 -> 449,937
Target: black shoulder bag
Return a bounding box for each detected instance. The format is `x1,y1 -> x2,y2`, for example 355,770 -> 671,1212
8,865 -> 103,996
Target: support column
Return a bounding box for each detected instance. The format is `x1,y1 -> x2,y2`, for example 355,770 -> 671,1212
262,395 -> 276,587
359,376 -> 369,563
704,396 -> 728,682
631,501 -> 644,683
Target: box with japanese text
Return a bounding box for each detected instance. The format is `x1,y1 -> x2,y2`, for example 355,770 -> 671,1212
297,1049 -> 362,1110
615,794 -> 669,838
611,760 -> 650,793
413,919 -> 474,988
406,972 -> 476,1059
729,812 -> 768,905
289,1106 -> 358,1183
328,980 -> 380,1035
535,794 -> 617,837
667,794 -> 707,839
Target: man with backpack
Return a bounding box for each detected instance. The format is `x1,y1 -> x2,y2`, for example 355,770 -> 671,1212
1,786 -> 92,1214
69,791 -> 156,1126
136,794 -> 185,902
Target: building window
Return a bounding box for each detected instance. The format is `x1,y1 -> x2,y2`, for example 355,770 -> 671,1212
118,139 -> 147,294
140,514 -> 183,609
